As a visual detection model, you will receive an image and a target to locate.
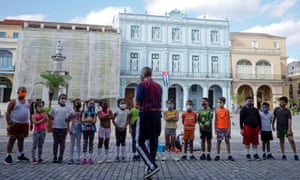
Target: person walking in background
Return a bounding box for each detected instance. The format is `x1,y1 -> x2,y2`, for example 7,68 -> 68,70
214,97 -> 234,161
135,67 -> 162,179
198,97 -> 213,161
273,96 -> 299,160
240,96 -> 262,161
31,100 -> 47,164
49,94 -> 72,163
67,98 -> 82,164
4,86 -> 31,164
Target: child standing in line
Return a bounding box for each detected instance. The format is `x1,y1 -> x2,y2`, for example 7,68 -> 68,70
49,94 -> 72,163
273,96 -> 299,160
67,98 -> 82,164
113,99 -> 130,162
214,97 -> 234,161
198,97 -> 213,161
97,101 -> 114,163
129,102 -> 141,161
163,99 -> 178,161
181,100 -> 197,161
260,102 -> 275,160
31,100 -> 47,164
81,99 -> 97,164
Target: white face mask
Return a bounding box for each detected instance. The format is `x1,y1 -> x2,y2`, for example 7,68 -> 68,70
60,99 -> 67,105
186,105 -> 192,110
120,104 -> 127,109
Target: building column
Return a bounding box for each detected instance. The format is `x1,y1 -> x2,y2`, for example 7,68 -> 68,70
162,86 -> 168,110
119,79 -> 126,98
183,86 -> 188,110
203,86 -> 208,98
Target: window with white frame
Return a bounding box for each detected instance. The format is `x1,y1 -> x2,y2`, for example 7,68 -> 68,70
172,28 -> 180,41
252,40 -> 258,48
172,55 -> 180,72
152,27 -> 161,41
210,31 -> 219,43
130,53 -> 139,71
151,53 -> 160,72
192,55 -> 199,73
274,41 -> 279,49
192,29 -> 200,42
130,25 -> 140,40
211,56 -> 219,73
237,59 -> 252,79
256,60 -> 272,79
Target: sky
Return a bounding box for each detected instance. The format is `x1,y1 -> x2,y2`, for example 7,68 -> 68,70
1,0 -> 300,63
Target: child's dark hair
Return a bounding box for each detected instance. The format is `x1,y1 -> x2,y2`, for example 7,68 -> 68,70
117,98 -> 126,108
186,100 -> 193,104
246,96 -> 253,100
34,100 -> 45,109
262,102 -> 269,107
279,96 -> 288,103
166,99 -> 175,104
73,98 -> 81,105
218,97 -> 226,103
202,97 -> 209,102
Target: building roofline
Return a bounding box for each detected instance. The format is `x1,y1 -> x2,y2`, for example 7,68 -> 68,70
230,32 -> 286,39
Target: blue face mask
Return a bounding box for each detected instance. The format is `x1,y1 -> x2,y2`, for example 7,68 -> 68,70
88,104 -> 94,111
167,104 -> 173,109
262,108 -> 268,113
246,102 -> 253,107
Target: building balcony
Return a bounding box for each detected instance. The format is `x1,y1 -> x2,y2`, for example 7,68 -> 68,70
234,73 -> 283,80
120,70 -> 232,79
0,65 -> 15,74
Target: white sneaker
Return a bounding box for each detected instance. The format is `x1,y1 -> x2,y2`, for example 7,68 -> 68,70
97,157 -> 104,164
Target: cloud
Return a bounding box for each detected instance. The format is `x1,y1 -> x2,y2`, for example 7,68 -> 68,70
69,7 -> 131,25
262,0 -> 296,18
145,0 -> 261,18
287,57 -> 299,63
5,13 -> 45,21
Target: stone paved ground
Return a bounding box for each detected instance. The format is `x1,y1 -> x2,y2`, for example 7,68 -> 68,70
0,114 -> 300,179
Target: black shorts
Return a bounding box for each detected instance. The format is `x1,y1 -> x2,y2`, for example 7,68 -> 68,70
261,131 -> 273,141
200,130 -> 212,140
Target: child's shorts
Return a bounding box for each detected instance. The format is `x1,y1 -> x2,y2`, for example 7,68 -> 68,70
261,131 -> 273,141
184,130 -> 194,140
165,128 -> 176,136
98,127 -> 111,139
216,128 -> 231,141
200,130 -> 212,140
277,129 -> 290,138
243,125 -> 259,145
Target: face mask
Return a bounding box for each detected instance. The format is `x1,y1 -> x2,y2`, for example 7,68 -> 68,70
140,75 -> 144,82
75,104 -> 81,109
202,103 -> 207,107
186,105 -> 192,111
120,104 -> 127,109
60,99 -> 67,106
246,102 -> 253,107
279,103 -> 286,108
88,104 -> 95,111
102,104 -> 108,110
18,92 -> 27,98
167,104 -> 173,109
262,108 -> 268,113
36,107 -> 44,113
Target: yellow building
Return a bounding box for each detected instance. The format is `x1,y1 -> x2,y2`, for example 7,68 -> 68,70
0,20 -> 22,102
231,32 -> 289,110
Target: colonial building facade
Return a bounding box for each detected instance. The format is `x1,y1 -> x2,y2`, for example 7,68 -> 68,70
287,61 -> 300,105
0,20 -> 22,102
115,10 -> 231,110
231,32 -> 289,109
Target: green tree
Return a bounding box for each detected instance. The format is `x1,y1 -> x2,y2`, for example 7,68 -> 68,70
231,91 -> 245,106
36,72 -> 66,108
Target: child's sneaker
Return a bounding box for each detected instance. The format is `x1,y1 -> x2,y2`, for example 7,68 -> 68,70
121,157 -> 126,162
3,155 -> 13,165
282,155 -> 287,160
31,159 -> 38,165
214,156 -> 220,161
136,155 -> 141,161
267,154 -> 275,160
206,154 -> 212,161
88,158 -> 94,164
180,155 -> 187,161
106,156 -> 112,163
228,156 -> 235,161
190,155 -> 197,160
17,154 -> 30,162
294,155 -> 299,161
68,159 -> 74,165
75,158 -> 81,164
81,158 -> 87,164
38,159 -> 45,164
253,154 -> 261,161
57,157 -> 63,164
200,153 -> 206,160
246,154 -> 252,161
114,156 -> 120,162
52,157 -> 58,163
262,153 -> 266,160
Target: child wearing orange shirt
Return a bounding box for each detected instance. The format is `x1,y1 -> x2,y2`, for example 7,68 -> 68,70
214,97 -> 235,161
181,100 -> 197,161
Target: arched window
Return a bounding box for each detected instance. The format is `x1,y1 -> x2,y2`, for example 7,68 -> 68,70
0,50 -> 13,70
256,60 -> 271,79
236,59 -> 252,79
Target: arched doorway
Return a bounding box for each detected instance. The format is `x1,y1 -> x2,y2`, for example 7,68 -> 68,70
236,85 -> 254,105
208,85 -> 222,109
257,85 -> 272,110
125,83 -> 138,108
168,84 -> 183,110
189,84 -> 203,110
0,77 -> 12,102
